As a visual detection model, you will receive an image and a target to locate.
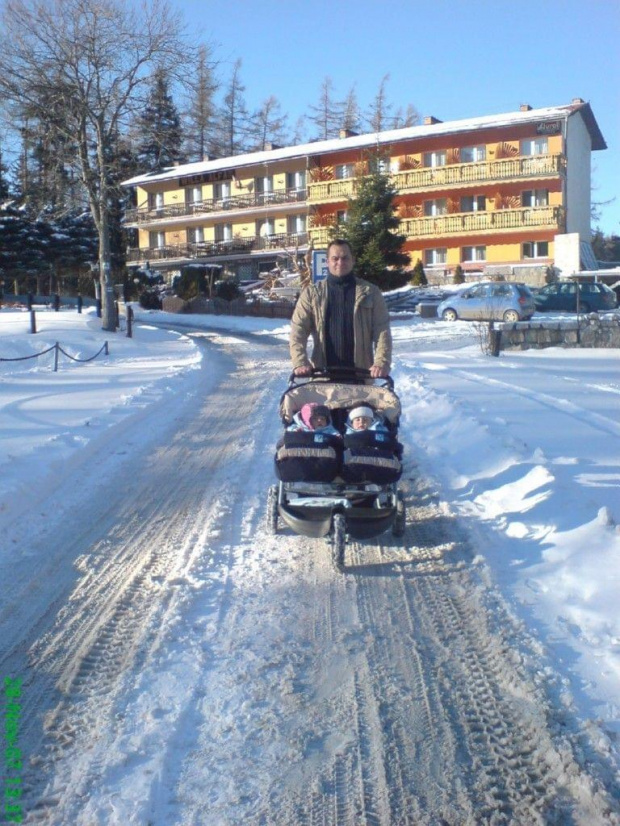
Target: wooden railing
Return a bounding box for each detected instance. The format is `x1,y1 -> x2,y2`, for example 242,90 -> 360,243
398,205 -> 565,238
308,206 -> 565,245
307,154 -> 565,203
125,189 -> 307,225
126,232 -> 309,263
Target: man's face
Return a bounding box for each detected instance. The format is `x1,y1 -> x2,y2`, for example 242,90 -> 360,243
327,245 -> 354,277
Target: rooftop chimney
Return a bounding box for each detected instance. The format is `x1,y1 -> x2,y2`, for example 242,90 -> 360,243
263,141 -> 281,151
423,115 -> 442,125
519,104 -> 532,112
571,97 -> 585,105
339,128 -> 358,139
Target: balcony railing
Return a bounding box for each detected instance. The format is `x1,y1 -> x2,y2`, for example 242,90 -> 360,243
307,154 -> 565,203
398,205 -> 565,238
126,231 -> 309,263
125,188 -> 307,225
308,206 -> 564,246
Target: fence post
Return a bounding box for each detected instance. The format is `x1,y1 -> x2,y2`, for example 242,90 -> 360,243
77,294 -> 83,314
30,310 -> 37,334
54,342 -> 59,372
489,322 -> 501,357
104,341 -> 109,355
126,305 -> 133,338
53,293 -> 60,312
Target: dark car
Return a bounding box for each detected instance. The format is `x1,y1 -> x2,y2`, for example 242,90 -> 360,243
534,281 -> 618,313
437,282 -> 535,322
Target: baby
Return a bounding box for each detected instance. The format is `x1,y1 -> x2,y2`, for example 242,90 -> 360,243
289,402 -> 340,435
346,405 -> 388,433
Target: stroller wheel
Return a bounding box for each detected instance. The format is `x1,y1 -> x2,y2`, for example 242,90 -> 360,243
392,491 -> 406,538
266,485 -> 279,534
332,513 -> 346,571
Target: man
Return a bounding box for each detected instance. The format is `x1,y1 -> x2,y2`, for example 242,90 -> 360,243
289,239 -> 392,378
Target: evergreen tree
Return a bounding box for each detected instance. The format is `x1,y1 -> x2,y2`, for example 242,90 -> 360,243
453,264 -> 465,284
135,66 -> 184,171
591,229 -> 620,263
410,259 -> 427,286
333,155 -> 410,290
0,140 -> 11,199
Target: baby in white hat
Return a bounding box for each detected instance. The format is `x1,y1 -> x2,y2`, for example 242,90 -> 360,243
346,405 -> 388,433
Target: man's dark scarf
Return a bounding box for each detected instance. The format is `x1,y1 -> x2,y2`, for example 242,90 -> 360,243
325,272 -> 356,368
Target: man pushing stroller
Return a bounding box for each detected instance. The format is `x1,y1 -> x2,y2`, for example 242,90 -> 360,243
289,239 -> 392,379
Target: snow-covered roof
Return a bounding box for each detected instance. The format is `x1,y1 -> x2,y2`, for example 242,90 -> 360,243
121,100 -> 606,189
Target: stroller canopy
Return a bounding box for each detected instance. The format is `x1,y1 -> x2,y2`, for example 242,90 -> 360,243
280,381 -> 401,425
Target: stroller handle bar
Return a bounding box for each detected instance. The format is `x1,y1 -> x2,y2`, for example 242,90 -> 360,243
287,367 -> 394,391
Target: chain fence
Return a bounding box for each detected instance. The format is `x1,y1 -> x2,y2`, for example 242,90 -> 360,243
0,341 -> 109,371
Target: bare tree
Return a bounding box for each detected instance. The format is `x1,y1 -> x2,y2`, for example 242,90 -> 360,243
341,86 -> 361,134
211,59 -> 250,157
308,77 -> 343,140
248,95 -> 289,151
0,0 -> 190,331
365,74 -> 393,133
183,44 -> 218,162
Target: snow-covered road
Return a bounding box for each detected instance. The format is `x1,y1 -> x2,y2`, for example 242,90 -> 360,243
4,325 -> 618,825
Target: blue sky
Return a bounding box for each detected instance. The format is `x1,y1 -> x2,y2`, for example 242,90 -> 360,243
178,0 -> 619,235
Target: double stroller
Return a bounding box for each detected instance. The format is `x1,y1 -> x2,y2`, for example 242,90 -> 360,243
266,368 -> 405,571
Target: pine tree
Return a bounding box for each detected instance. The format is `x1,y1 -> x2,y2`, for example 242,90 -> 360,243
365,75 -> 393,132
135,66 -> 184,171
341,86 -> 361,133
333,154 -> 410,290
410,259 -> 427,286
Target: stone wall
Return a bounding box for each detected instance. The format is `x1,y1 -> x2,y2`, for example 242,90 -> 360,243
498,313 -> 620,350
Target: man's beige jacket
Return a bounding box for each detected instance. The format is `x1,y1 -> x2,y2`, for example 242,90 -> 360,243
289,277 -> 392,372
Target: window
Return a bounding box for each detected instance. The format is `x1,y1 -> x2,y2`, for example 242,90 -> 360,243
187,227 -> 204,244
335,163 -> 355,179
424,198 -> 447,217
258,218 -> 275,237
185,186 -> 202,205
460,145 -> 486,163
521,137 -> 548,156
148,192 -> 164,211
424,248 -> 447,265
522,189 -> 549,207
423,150 -> 446,168
336,209 -> 348,224
214,182 -> 232,204
286,170 -> 306,191
149,231 -> 165,248
522,241 -> 549,258
462,246 -> 486,262
214,223 -> 232,242
287,214 -> 306,234
460,195 -> 486,212
369,156 -> 390,173
256,175 -> 274,203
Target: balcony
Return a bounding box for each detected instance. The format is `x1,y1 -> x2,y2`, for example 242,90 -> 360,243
126,232 -> 309,264
398,205 -> 565,239
308,206 -> 564,247
306,154 -> 565,203
125,189 -> 307,227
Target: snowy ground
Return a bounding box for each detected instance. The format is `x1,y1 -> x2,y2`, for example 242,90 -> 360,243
1,303 -> 619,823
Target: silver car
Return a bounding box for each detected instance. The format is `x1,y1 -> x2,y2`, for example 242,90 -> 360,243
437,282 -> 535,322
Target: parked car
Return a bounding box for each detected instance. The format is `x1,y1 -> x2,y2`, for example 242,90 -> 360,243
533,281 -> 618,313
436,282 -> 535,322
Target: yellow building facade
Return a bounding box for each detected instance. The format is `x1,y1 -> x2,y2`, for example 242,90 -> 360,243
122,99 -> 605,284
